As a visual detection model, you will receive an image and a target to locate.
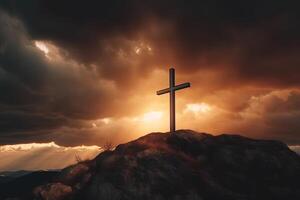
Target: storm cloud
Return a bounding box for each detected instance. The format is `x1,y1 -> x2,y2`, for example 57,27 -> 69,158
0,0 -> 300,146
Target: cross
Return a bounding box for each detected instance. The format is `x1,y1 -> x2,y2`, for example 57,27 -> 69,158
156,68 -> 191,133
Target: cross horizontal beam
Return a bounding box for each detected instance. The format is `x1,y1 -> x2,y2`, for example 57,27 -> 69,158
156,82 -> 190,95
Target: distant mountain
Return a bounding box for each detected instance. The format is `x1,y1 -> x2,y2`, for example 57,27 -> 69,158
2,130 -> 300,200
0,170 -> 32,184
0,175 -> 13,185
0,170 -> 59,199
0,170 -> 33,178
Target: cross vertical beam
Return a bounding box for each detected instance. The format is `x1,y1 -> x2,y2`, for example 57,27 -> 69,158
169,68 -> 175,132
156,67 -> 191,133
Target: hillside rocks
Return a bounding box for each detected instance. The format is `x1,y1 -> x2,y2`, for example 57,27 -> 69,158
5,130 -> 300,200
34,183 -> 72,200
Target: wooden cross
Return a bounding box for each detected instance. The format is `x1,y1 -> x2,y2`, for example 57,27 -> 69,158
156,68 -> 191,132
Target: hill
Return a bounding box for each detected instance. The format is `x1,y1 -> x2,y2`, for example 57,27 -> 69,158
3,130 -> 300,200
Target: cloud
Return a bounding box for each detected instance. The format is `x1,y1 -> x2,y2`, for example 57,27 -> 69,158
177,89 -> 300,144
289,146 -> 300,155
0,1 -> 300,148
239,90 -> 300,143
1,0 -> 300,88
0,11 -> 120,143
0,142 -> 101,171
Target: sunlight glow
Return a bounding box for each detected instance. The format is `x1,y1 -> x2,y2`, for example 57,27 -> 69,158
0,142 -> 59,152
34,40 -> 62,60
135,47 -> 141,54
92,123 -> 97,128
0,142 -> 101,171
134,42 -> 152,55
101,118 -> 111,124
185,103 -> 211,114
35,41 -> 49,55
0,142 -> 101,152
142,111 -> 163,122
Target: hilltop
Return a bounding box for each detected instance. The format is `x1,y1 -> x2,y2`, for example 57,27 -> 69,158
2,130 -> 300,200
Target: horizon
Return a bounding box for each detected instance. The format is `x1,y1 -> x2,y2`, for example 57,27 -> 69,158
0,130 -> 300,171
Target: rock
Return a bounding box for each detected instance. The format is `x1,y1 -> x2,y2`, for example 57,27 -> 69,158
58,163 -> 91,186
34,182 -> 72,200
19,130 -> 300,199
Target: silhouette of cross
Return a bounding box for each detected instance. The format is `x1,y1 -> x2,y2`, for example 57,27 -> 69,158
156,68 -> 191,132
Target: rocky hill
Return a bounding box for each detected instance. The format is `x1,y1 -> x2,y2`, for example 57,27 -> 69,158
3,130 -> 300,200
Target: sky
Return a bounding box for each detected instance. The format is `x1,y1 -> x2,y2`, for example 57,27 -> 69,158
0,0 -> 300,170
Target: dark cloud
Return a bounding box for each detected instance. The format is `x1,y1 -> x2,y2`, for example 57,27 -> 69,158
0,11 -> 119,145
0,1 -> 300,146
259,92 -> 300,144
1,0 -> 300,87
229,90 -> 300,144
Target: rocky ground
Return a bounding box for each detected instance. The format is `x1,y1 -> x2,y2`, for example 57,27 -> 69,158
1,130 -> 300,200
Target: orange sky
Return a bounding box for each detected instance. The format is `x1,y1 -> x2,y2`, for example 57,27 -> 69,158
0,1 -> 300,151
16,39 -> 298,147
